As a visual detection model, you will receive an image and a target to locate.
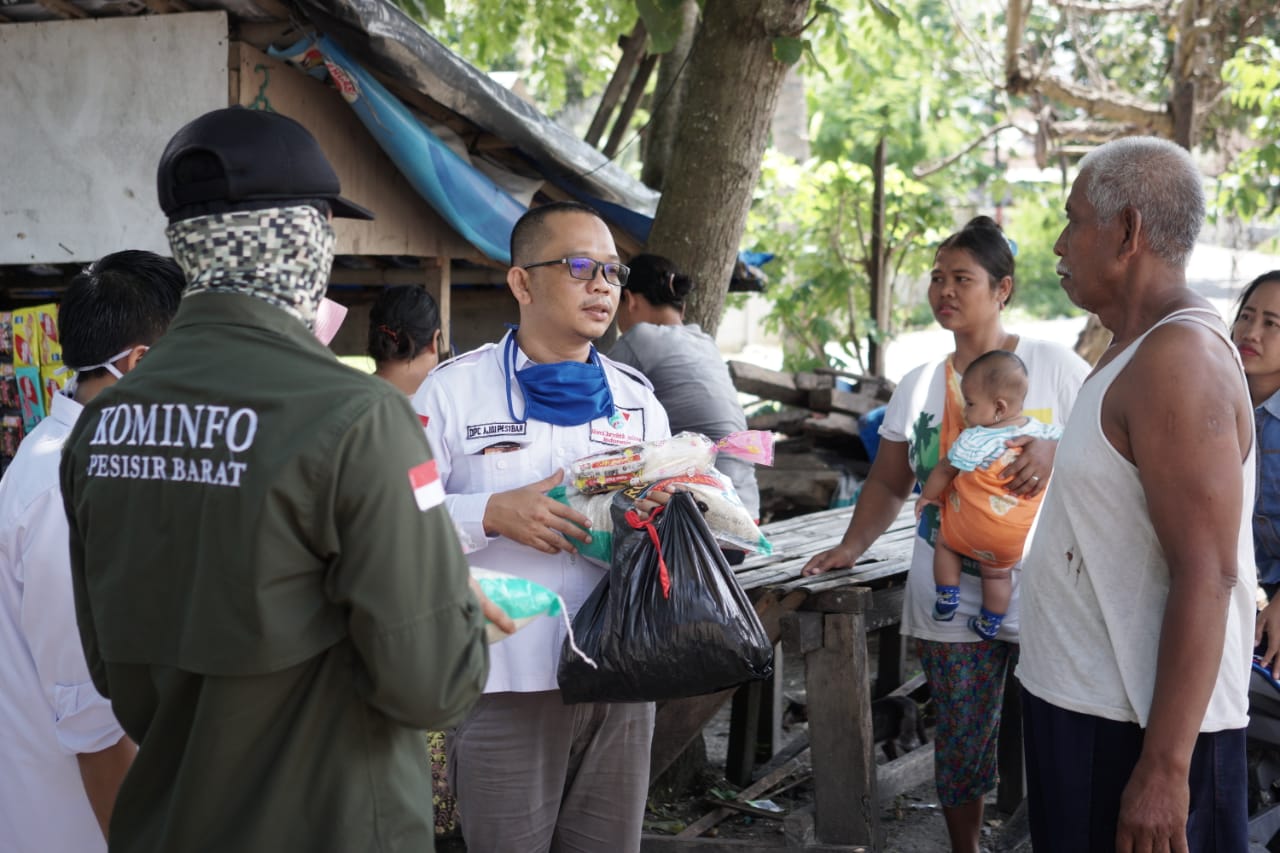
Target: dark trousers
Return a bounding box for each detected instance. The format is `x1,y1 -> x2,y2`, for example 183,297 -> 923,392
1023,688 -> 1248,852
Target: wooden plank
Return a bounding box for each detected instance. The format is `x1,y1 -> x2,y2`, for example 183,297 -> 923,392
887,671 -> 927,698
806,606 -> 877,845
36,0 -> 89,19
809,386 -> 886,418
641,836 -> 868,852
755,466 -> 841,511
676,753 -> 808,838
801,411 -> 861,439
746,407 -> 810,433
794,371 -> 836,391
780,612 -> 823,656
728,361 -> 807,406
585,20 -> 647,146
876,743 -> 935,803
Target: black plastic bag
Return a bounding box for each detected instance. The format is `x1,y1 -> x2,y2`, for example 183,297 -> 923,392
557,491 -> 774,703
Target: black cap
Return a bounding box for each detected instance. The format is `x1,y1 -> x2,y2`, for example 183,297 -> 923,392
157,106 -> 374,221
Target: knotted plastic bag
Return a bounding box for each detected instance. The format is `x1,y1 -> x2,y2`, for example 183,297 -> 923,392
556,491 -> 773,703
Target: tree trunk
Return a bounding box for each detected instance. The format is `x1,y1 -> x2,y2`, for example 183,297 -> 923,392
641,0 -> 700,191
1074,313 -> 1112,365
645,0 -> 812,336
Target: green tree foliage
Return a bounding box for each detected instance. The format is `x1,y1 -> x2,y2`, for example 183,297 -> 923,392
1216,37 -> 1280,223
425,0 -> 638,112
746,153 -> 945,372
744,0 -> 1006,372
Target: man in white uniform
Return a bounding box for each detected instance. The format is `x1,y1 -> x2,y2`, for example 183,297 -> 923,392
1018,137 -> 1255,852
0,251 -> 184,851
414,201 -> 671,852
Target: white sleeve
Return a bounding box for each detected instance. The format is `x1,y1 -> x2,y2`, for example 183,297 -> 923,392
879,360 -> 941,443
19,488 -> 123,755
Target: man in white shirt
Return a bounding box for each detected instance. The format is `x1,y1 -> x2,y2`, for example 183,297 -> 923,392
0,250 -> 184,851
414,201 -> 672,852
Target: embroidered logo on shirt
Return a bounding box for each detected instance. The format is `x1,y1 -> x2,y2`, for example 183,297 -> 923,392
409,459 -> 444,511
466,421 -> 527,440
589,407 -> 645,446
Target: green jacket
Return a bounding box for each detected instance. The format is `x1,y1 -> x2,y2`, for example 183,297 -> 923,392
61,292 -> 488,852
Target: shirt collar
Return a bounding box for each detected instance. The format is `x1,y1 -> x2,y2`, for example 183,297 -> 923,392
1262,390 -> 1280,421
48,390 -> 83,428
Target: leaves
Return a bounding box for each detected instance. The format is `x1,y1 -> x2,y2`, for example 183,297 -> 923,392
636,0 -> 689,54
772,36 -> 806,65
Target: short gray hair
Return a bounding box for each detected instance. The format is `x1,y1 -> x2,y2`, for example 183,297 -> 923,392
1078,136 -> 1204,267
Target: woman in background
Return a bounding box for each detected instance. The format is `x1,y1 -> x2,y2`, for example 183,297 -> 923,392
610,253 -> 760,526
1230,270 -> 1280,673
367,285 -> 442,396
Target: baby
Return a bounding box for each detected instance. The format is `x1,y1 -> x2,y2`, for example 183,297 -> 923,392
916,350 -> 1061,640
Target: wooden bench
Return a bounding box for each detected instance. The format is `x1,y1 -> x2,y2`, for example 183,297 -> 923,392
643,501 -> 1024,851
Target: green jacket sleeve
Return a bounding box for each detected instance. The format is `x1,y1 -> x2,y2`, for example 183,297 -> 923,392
325,392 -> 488,730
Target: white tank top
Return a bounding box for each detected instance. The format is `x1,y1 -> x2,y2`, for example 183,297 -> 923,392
1017,308 -> 1256,731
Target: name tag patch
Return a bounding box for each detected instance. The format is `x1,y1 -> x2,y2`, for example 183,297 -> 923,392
466,421 -> 527,440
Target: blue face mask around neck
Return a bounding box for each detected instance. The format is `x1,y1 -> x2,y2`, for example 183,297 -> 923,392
504,330 -> 616,427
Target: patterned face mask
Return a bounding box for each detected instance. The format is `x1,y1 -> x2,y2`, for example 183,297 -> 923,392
166,206 -> 336,331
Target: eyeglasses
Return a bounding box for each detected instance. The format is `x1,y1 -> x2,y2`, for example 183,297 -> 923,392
521,256 -> 630,288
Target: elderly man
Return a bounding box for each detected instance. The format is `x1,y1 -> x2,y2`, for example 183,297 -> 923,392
1018,136 -> 1255,851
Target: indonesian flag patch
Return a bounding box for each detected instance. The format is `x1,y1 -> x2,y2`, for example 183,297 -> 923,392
409,459 -> 444,511
418,414 -> 429,427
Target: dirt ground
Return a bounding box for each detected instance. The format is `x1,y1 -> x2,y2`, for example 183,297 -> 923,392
644,698 -> 1025,853
642,645 -> 1027,853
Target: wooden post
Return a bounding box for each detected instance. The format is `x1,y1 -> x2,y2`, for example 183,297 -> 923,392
585,21 -> 648,147
875,622 -> 904,698
420,257 -> 452,359
725,680 -> 763,786
724,642 -> 783,785
604,52 -> 658,158
996,649 -> 1025,814
793,591 -> 878,846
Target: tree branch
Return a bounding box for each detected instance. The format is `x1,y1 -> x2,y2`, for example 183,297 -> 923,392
1048,0 -> 1166,12
912,123 -> 1018,178
1034,74 -> 1174,136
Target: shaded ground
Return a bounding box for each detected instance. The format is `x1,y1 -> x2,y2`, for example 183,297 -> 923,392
640,633 -> 1029,853
643,681 -> 1023,853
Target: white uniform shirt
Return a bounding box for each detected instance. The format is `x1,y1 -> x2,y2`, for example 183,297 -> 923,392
0,393 -> 125,852
413,332 -> 671,693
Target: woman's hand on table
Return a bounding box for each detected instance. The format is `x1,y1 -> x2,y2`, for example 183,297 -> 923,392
1000,436 -> 1056,497
801,544 -> 859,577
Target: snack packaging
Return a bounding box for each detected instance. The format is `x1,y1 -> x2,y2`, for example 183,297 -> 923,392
570,430 -> 774,495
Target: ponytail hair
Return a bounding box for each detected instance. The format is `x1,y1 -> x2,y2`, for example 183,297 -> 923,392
367,285 -> 441,364
625,253 -> 694,310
